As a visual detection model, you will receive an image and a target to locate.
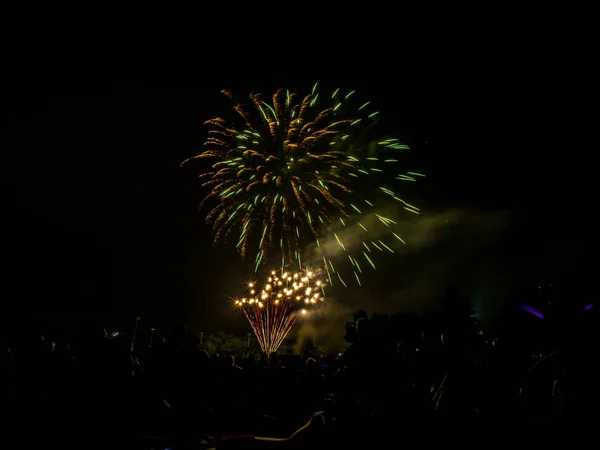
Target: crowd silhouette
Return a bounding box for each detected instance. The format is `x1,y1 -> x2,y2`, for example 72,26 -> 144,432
1,285 -> 598,448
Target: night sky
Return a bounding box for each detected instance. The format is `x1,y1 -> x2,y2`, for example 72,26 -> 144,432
2,43 -> 594,340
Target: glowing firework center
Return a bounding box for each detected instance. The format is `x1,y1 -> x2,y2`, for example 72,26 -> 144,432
235,269 -> 325,355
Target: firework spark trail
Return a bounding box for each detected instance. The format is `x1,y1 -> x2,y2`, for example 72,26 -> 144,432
235,268 -> 324,355
183,83 -> 424,285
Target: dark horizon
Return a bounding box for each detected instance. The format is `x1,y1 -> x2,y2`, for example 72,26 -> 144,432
2,66 -> 593,339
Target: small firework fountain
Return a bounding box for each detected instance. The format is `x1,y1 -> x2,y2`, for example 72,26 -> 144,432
235,268 -> 325,356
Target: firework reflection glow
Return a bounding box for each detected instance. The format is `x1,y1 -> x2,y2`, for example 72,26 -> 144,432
235,268 -> 325,355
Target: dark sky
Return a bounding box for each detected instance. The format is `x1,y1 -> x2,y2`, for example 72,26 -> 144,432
1,36 -> 595,338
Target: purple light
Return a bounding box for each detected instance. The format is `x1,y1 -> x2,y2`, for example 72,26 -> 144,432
520,304 -> 544,319
584,303 -> 594,311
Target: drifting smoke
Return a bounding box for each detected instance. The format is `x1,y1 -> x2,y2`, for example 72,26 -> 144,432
377,208 -> 513,316
291,299 -> 355,353
300,205 -> 513,338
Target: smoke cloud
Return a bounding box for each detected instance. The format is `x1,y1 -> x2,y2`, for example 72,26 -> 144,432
294,207 -> 513,350
291,299 -> 355,353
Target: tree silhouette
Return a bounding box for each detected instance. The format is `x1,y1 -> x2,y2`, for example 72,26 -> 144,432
437,284 -> 480,349
354,310 -> 368,322
344,310 -> 370,343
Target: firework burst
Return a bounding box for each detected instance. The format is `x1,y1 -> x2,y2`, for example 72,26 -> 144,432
234,268 -> 325,355
183,83 -> 424,286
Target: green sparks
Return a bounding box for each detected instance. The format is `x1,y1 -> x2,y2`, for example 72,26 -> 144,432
363,252 -> 376,270
183,82 -> 424,286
